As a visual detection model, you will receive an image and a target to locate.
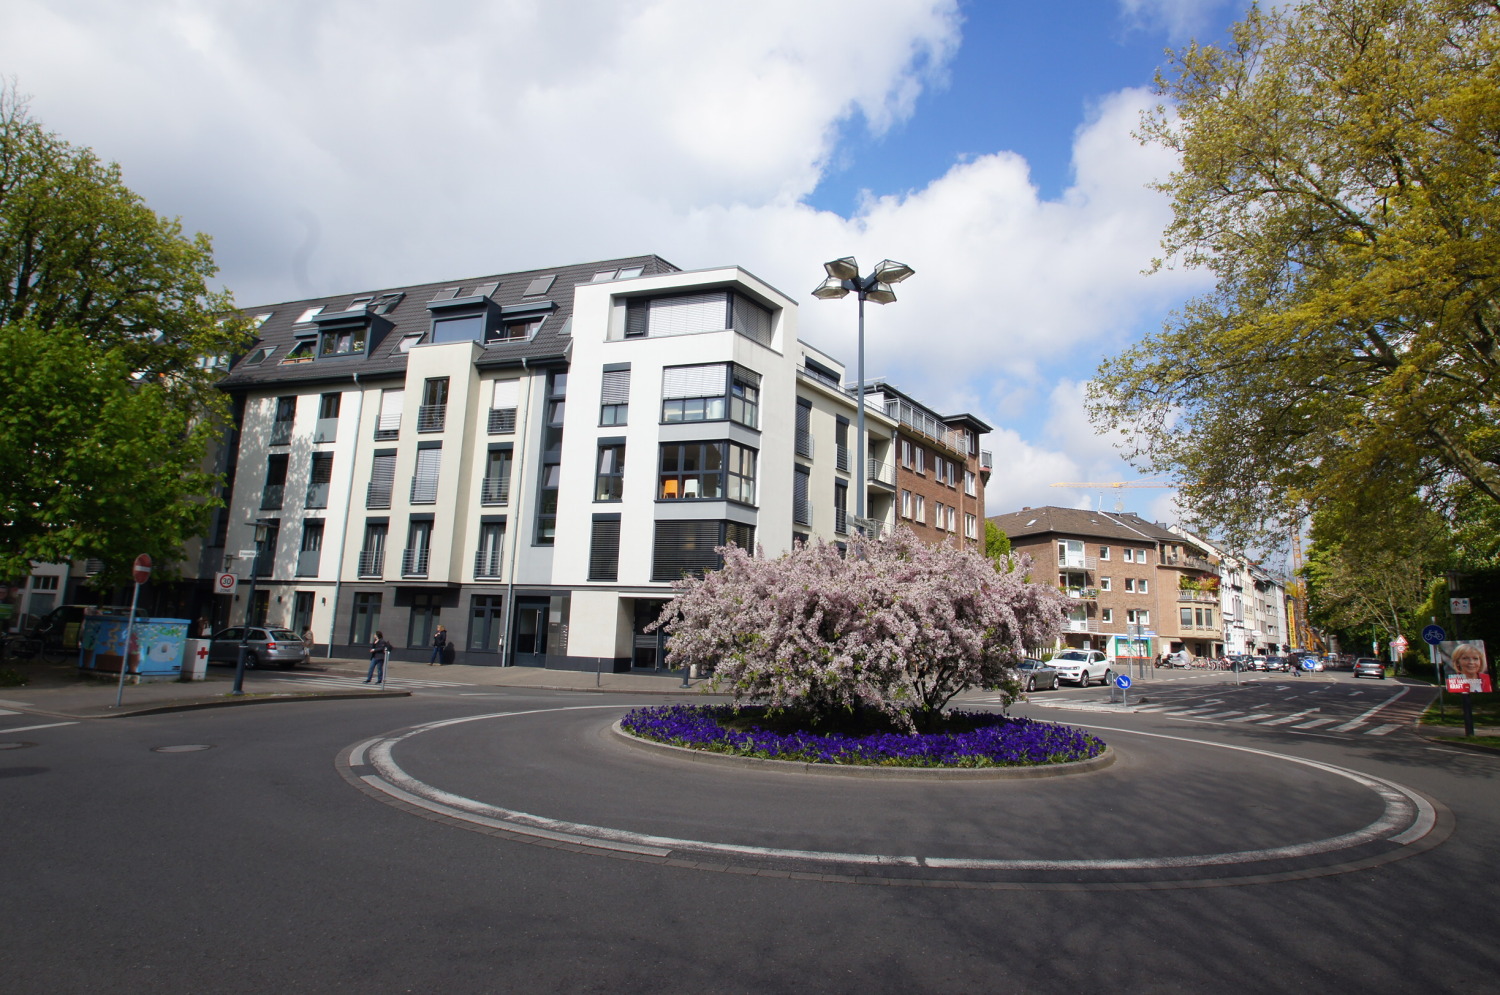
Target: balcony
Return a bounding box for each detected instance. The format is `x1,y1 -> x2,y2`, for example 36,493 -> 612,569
401,548 -> 430,577
417,404 -> 446,433
488,407 -> 517,434
480,476 -> 510,505
1064,618 -> 1102,634
1059,555 -> 1098,571
866,459 -> 895,488
259,484 -> 284,511
980,450 -> 993,470
1163,553 -> 1216,572
357,549 -> 384,577
1178,590 -> 1219,604
474,550 -> 503,579
1064,587 -> 1100,600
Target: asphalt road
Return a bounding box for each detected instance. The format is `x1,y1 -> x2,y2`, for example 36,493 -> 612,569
2,673 -> 1497,994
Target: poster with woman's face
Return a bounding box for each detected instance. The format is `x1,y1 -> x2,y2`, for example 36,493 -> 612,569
1441,641 -> 1491,693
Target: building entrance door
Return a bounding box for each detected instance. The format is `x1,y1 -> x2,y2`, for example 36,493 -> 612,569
512,598 -> 549,667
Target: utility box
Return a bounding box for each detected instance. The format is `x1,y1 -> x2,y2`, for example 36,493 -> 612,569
78,616 -> 190,683
181,638 -> 211,681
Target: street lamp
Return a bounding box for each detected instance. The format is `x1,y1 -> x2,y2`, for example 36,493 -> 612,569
232,519 -> 275,695
811,257 -> 913,536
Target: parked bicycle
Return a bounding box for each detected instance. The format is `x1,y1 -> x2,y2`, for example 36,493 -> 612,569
0,631 -> 44,664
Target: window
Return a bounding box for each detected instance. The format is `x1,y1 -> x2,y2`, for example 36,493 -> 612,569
296,306 -> 325,323
589,515 -> 622,582
658,441 -> 756,504
271,396 -> 295,445
1100,546 -> 1110,561
1100,577 -> 1112,592
474,523 -> 505,579
432,314 -> 484,344
914,494 -> 926,524
418,378 -> 449,433
730,368 -> 760,428
320,326 -> 366,357
282,340 -> 314,363
1138,579 -> 1148,594
244,344 -> 274,365
1127,609 -> 1149,625
1124,578 -> 1135,593
358,522 -> 387,576
487,317 -> 542,343
793,466 -> 810,525
306,453 -> 333,508
1181,607 -> 1194,626
469,595 -> 505,651
253,521 -> 278,578
482,449 -> 512,505
794,398 -> 812,458
534,371 -> 567,545
596,443 -> 626,502
315,392 -> 340,442
600,366 -> 630,425
625,291 -> 772,346
1058,539 -> 1085,568
297,520 -> 324,576
915,448 -> 925,475
367,452 -> 396,508
1101,608 -> 1113,623
662,363 -> 728,422
934,502 -> 945,531
408,593 -> 442,648
351,592 -> 381,644
489,379 -> 518,434
834,481 -> 848,535
964,513 -> 977,540
411,446 -> 442,504
901,440 -> 913,468
262,454 -> 288,510
946,506 -> 957,532
835,417 -> 851,473
376,389 -> 403,440
394,332 -> 424,354
964,470 -> 976,497
319,392 -> 341,419
403,519 -> 432,577
651,520 -> 754,582
901,489 -> 912,519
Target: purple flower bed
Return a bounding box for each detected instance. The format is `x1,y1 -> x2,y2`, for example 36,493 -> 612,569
621,704 -> 1105,768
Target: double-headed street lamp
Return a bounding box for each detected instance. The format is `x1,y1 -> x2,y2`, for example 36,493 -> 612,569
812,257 -> 914,536
232,519 -> 276,695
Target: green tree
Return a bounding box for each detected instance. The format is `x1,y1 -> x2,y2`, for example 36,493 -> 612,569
0,86 -> 247,585
1088,0 -> 1500,549
984,520 -> 1011,564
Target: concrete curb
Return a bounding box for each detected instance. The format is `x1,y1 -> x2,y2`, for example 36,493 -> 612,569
610,719 -> 1116,779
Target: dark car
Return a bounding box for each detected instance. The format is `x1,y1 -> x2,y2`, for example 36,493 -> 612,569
1353,657 -> 1386,680
1264,656 -> 1290,672
1014,658 -> 1059,692
207,626 -> 310,669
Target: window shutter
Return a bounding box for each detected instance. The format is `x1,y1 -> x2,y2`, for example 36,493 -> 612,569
652,520 -> 725,582
589,515 -> 622,582
377,389 -> 404,435
647,292 -> 728,337
412,448 -> 442,503
662,363 -> 728,399
367,453 -> 396,508
600,368 -> 631,404
491,379 -> 519,409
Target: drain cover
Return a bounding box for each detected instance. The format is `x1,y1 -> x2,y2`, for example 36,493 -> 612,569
152,744 -> 214,753
0,741 -> 35,750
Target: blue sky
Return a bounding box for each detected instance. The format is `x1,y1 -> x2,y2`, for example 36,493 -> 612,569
1,0 -> 1248,522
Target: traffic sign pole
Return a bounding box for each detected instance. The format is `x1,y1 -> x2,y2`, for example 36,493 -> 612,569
114,554 -> 152,708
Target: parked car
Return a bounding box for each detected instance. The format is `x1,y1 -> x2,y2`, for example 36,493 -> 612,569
1013,658 -> 1059,692
1353,658 -> 1386,680
207,626 -> 310,669
1049,649 -> 1113,687
1246,656 -> 1268,671
1264,656 -> 1290,672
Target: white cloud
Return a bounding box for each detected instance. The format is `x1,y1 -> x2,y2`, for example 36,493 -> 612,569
1117,0 -> 1232,42
1,0 -> 1214,505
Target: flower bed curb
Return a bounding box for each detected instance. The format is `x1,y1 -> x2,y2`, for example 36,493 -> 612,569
610,719 -> 1115,779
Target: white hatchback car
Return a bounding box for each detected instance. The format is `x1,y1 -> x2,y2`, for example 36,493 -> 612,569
1049,649 -> 1113,687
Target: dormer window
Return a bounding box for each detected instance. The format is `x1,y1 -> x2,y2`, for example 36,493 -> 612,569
320,327 -> 367,357
244,344 -> 274,365
282,340 -> 315,363
432,314 -> 485,344
488,317 -> 542,343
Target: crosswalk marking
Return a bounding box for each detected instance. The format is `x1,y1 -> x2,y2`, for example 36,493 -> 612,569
1260,709 -> 1317,726
1365,724 -> 1399,736
0,708 -> 18,715
1330,720 -> 1367,733
1293,717 -> 1337,729
1226,713 -> 1276,722
1197,711 -> 1245,719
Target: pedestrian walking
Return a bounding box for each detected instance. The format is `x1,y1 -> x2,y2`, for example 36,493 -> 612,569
301,627 -> 315,654
366,631 -> 392,683
429,624 -> 447,666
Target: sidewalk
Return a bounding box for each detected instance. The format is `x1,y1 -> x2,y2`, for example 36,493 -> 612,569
0,656 -> 717,720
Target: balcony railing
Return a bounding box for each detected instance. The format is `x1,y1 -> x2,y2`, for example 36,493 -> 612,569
480,476 -> 510,505
357,549 -> 384,577
260,485 -> 284,510
410,475 -> 438,504
305,483 -> 329,509
1163,553 -> 1216,572
474,550 -> 503,578
401,548 -> 430,577
866,459 -> 895,488
296,549 -> 321,576
417,404 -> 447,433
980,449 -> 993,469
374,414 -> 400,440
1064,587 -> 1100,600
488,408 -> 517,434
313,417 -> 337,443
269,422 -> 293,446
1178,590 -> 1219,604
1064,618 -> 1102,633
366,483 -> 392,509
1060,555 -> 1099,571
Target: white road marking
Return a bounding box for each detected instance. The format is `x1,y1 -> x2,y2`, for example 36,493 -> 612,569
1261,709 -> 1318,726
0,708 -> 18,715
1365,725 -> 1400,736
1,721 -> 77,734
1330,721 -> 1367,733
1293,717 -> 1337,729
1197,711 -> 1245,719
1227,713 -> 1276,723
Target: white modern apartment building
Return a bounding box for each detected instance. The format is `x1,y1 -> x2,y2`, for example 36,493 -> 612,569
209,255 -> 985,669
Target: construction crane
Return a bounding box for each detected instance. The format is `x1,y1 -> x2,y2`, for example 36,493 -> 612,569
1050,481 -> 1176,512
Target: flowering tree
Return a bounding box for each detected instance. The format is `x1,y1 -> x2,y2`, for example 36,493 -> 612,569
651,528 -> 1067,732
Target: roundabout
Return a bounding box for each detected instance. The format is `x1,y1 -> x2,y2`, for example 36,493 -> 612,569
338,704 -> 1448,891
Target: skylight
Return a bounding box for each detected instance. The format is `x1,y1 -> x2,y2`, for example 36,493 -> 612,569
395,332 -> 425,354
472,282 -> 499,299
244,345 -> 274,365
524,275 -> 556,296
295,306 -> 325,323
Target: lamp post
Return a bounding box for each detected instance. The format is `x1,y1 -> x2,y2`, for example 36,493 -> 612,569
232,519 -> 275,695
812,257 -> 914,536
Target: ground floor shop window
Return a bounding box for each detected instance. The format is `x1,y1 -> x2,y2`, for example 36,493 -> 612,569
469,595 -> 504,653
351,592 -> 381,645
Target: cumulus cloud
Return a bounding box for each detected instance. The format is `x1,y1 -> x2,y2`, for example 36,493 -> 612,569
0,0 -> 1214,510
1117,0 -> 1233,41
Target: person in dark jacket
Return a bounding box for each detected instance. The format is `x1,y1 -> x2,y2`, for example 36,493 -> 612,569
366,631 -> 391,683
429,625 -> 447,666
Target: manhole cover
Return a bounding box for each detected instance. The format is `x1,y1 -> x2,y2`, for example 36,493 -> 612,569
152,744 -> 214,753
0,741 -> 35,750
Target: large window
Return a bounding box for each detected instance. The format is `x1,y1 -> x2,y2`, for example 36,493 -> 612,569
600,366 -> 630,425
358,521 -> 387,577
320,325 -> 367,357
375,388 -> 403,440
474,522 -> 505,578
658,442 -> 756,505
351,592 -> 381,644
589,514 -> 622,582
306,453 -> 333,508
660,363 -> 761,427
367,451 -> 396,508
489,379 -> 519,434
262,454 -> 288,510
403,519 -> 432,577
625,290 -> 772,346
534,371 -> 566,545
411,446 -> 441,504
651,520 -> 754,582
481,448 -> 512,505
297,520 -> 323,576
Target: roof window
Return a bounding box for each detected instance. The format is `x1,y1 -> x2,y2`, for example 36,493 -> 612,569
295,306 -> 325,323
524,275 -> 556,296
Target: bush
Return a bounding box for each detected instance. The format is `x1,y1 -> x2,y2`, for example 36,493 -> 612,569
651,528 -> 1068,732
